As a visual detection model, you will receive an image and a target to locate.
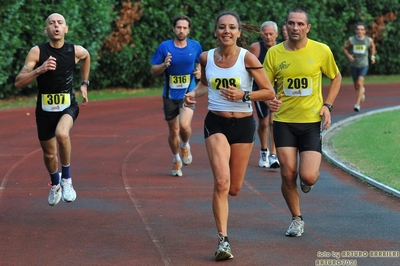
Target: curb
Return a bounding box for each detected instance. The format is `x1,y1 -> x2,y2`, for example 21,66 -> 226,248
322,105 -> 400,198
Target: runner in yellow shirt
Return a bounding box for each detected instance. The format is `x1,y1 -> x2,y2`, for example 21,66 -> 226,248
264,7 -> 342,237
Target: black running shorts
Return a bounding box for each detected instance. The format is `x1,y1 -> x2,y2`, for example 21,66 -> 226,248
204,111 -> 255,144
163,97 -> 195,121
36,102 -> 79,141
273,121 -> 322,153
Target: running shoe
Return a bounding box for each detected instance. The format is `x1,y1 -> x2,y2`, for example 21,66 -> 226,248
354,103 -> 360,112
61,178 -> 77,202
181,145 -> 193,165
300,181 -> 313,193
48,183 -> 62,206
171,160 -> 183,176
285,216 -> 305,237
269,154 -> 280,169
215,235 -> 234,261
259,150 -> 270,168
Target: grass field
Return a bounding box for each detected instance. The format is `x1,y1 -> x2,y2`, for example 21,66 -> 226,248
331,110 -> 400,191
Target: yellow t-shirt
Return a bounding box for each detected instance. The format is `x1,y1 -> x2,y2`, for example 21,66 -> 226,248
264,39 -> 339,123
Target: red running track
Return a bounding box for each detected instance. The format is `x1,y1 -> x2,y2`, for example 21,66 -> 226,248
1,83 -> 400,265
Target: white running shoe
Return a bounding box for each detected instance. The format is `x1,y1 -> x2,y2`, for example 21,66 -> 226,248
259,150 -> 270,168
285,217 -> 305,237
354,103 -> 360,112
171,160 -> 183,176
61,178 -> 77,202
48,183 -> 62,206
269,154 -> 280,169
215,234 -> 234,261
181,145 -> 193,165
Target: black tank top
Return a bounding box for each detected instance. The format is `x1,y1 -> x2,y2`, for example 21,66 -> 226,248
258,40 -> 267,63
254,40 -> 278,92
252,40 -> 268,92
36,42 -> 76,110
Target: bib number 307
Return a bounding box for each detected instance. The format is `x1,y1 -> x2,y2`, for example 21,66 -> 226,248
41,93 -> 71,112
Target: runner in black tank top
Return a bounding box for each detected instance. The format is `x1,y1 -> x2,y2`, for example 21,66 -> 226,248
14,13 -> 90,207
249,21 -> 280,169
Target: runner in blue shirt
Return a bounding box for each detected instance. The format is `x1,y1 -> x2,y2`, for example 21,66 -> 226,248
151,14 -> 202,177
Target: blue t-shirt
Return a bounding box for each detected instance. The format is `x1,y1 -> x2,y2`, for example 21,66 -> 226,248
151,39 -> 202,100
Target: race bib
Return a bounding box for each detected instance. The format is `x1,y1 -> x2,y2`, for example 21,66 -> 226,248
283,77 -> 312,97
210,77 -> 241,90
169,74 -> 190,89
353,44 -> 366,54
41,93 -> 71,112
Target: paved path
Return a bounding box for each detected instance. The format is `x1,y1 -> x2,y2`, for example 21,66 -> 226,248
0,83 -> 399,266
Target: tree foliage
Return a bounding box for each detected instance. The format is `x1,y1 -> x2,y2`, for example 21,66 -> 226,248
1,0 -> 399,98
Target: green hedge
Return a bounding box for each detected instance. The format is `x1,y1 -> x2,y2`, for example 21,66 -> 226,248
1,0 -> 399,98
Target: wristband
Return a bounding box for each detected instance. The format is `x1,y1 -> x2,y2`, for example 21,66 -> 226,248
323,103 -> 333,112
371,55 -> 376,60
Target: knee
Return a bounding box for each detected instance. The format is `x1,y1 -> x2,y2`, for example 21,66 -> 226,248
229,191 -> 238,196
180,120 -> 191,131
300,172 -> 319,186
215,178 -> 230,195
228,185 -> 242,196
56,131 -> 69,143
258,119 -> 268,129
281,171 -> 298,188
179,125 -> 191,137
43,151 -> 57,163
258,124 -> 268,132
169,127 -> 180,137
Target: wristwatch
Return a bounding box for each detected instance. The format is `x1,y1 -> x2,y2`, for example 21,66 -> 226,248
81,80 -> 90,86
242,91 -> 251,102
323,103 -> 333,112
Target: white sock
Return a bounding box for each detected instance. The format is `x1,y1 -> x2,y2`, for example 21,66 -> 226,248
181,141 -> 189,148
173,154 -> 181,162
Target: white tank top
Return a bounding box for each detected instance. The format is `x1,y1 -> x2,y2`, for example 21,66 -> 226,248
206,48 -> 253,112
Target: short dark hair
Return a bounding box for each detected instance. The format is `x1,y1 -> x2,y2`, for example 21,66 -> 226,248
355,22 -> 366,29
173,14 -> 191,28
287,7 -> 310,24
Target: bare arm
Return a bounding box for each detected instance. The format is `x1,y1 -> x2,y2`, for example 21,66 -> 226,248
342,39 -> 354,62
244,51 -> 275,101
324,72 -> 342,106
248,42 -> 260,57
193,62 -> 201,80
369,37 -> 376,64
184,52 -> 208,106
14,46 -> 57,90
320,71 -> 342,130
75,45 -> 90,104
151,52 -> 171,76
76,45 -> 90,79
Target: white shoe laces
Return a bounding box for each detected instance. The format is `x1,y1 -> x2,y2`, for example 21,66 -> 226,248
62,179 -> 73,195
